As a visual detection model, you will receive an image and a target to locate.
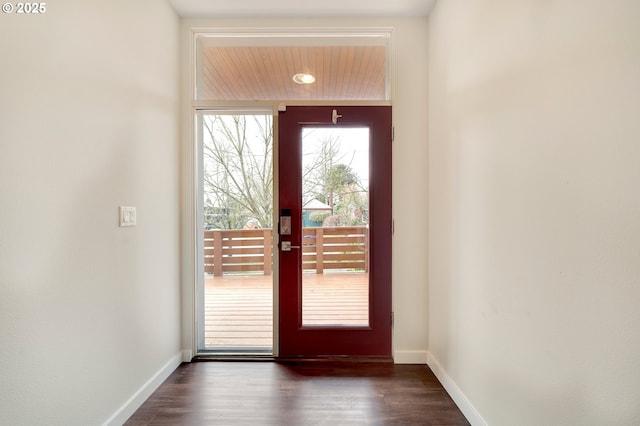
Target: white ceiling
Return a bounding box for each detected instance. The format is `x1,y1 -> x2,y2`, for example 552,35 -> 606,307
168,0 -> 436,18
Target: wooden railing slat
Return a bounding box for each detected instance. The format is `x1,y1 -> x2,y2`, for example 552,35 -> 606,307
223,247 -> 266,255
222,255 -> 266,264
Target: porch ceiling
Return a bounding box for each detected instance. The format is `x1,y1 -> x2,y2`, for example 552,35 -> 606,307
200,45 -> 387,101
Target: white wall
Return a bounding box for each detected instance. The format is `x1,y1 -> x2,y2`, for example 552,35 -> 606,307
179,17 -> 429,362
428,0 -> 640,424
0,1 -> 181,424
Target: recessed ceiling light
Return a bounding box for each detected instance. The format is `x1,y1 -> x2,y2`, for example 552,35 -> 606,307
292,73 -> 315,84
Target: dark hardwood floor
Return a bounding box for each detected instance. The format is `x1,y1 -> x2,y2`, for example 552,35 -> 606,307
125,361 -> 470,425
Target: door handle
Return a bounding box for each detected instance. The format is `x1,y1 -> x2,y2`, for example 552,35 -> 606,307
281,241 -> 300,251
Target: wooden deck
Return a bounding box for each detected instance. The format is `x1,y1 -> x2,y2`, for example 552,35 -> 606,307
204,272 -> 368,350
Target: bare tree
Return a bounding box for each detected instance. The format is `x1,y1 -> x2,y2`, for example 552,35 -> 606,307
202,114 -> 273,229
302,132 -> 343,206
202,116 -> 367,229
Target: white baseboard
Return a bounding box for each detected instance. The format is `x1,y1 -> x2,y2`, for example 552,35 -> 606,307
426,351 -> 487,426
103,352 -> 182,426
181,349 -> 193,362
393,349 -> 428,364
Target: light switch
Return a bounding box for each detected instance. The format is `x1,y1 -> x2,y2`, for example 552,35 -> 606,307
119,206 -> 136,227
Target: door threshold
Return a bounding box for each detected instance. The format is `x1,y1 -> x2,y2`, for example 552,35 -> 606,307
276,356 -> 394,364
192,355 -> 393,363
193,354 -> 275,362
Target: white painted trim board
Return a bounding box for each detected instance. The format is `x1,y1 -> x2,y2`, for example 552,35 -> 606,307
103,352 -> 182,426
426,351 -> 488,426
394,349 -> 428,364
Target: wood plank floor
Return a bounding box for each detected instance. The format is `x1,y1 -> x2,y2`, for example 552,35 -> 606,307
125,362 -> 470,426
205,273 -> 368,349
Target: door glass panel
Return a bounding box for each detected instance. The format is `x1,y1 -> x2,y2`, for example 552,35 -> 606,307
198,111 -> 273,353
301,127 -> 370,326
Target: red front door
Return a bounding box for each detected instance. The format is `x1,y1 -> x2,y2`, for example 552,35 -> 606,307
278,106 -> 392,358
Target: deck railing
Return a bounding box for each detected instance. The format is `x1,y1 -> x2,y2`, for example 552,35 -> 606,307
204,226 -> 368,276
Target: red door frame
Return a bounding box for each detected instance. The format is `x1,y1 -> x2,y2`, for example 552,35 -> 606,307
278,106 -> 392,358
